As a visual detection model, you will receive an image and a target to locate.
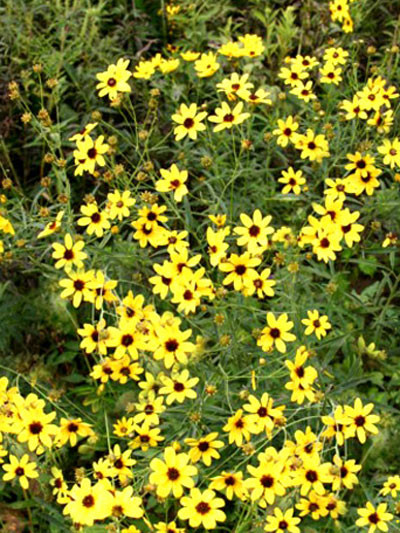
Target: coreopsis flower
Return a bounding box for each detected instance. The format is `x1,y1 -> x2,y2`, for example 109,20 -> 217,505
278,167 -> 306,195
77,319 -> 112,355
3,454 -> 38,490
219,252 -> 261,291
319,62 -> 343,85
208,101 -> 250,132
356,502 -> 393,533
106,190 -> 135,220
185,433 -> 224,466
59,269 -> 97,307
194,52 -> 220,77
343,398 -> 380,443
337,208 -> 364,247
223,409 -> 251,446
382,232 -> 397,248
109,356 -> 143,384
209,214 -> 227,226
340,95 -> 368,120
377,138 -> 400,168
159,58 -> 180,74
63,478 -> 113,526
68,122 -> 98,142
324,177 -> 351,201
264,507 -> 301,533
133,391 -> 166,426
133,60 -> 156,79
96,58 -> 131,100
165,229 -> 189,255
178,488 -> 226,529
290,80 -> 316,102
113,416 -> 135,438
242,88 -> 272,105
301,310 -> 331,339
218,40 -> 245,58
242,267 -> 276,299
245,459 -> 288,507
273,116 -> 299,147
380,475 -> 400,497
296,490 -> 329,520
172,103 -> 208,141
210,471 -> 246,500
330,454 -> 361,491
279,62 -> 310,86
216,72 -> 254,100
57,418 -> 93,447
129,423 -> 164,451
156,164 -> 189,202
38,210 -> 64,239
257,313 -> 296,354
292,456 -> 333,495
109,444 -> 136,482
180,50 -> 200,61
154,522 -> 185,533
77,203 -> 110,237
239,34 -> 265,57
159,369 -> 199,404
110,486 -> 144,519
242,393 -> 282,434
233,209 -> 274,253
50,467 -> 69,503
14,407 -> 58,453
321,405 -> 347,445
52,233 -> 87,271
295,129 -> 330,162
207,226 -> 230,266
73,135 -> 109,175
149,446 -> 197,498
324,46 -> 349,65
153,325 -> 195,369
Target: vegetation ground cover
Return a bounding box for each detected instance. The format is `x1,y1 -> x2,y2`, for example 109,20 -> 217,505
1,0 -> 400,532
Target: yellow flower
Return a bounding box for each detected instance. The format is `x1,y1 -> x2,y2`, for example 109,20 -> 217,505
185,432 -> 224,466
96,58 -> 131,100
134,391 -> 166,426
68,122 -> 98,142
208,101 -> 250,132
156,164 -> 189,202
301,309 -> 331,339
172,103 -> 207,141
110,486 -> 143,519
343,398 -> 380,443
57,418 -> 93,447
219,252 -> 261,291
52,233 -> 87,271
278,167 -> 306,195
59,269 -> 97,308
63,478 -> 113,526
109,444 -> 136,482
273,116 -> 299,147
129,423 -> 164,451
356,502 -> 393,533
330,454 -> 361,491
208,214 -> 227,227
210,471 -> 246,500
180,51 -> 200,61
3,454 -> 38,490
264,507 -> 301,533
77,203 -> 111,237
37,210 -> 64,238
149,446 -> 198,498
319,62 -> 343,85
153,324 -> 195,369
73,135 -> 109,175
257,313 -> 296,354
106,190 -> 135,220
154,521 -> 185,533
216,72 -> 254,100
223,409 -> 251,446
178,488 -> 226,529
159,369 -> 199,404
77,319 -> 112,355
377,138 -> 400,169
194,52 -> 220,78
233,209 -> 274,254
242,267 -> 276,299
380,475 -> 400,497
14,408 -> 58,453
